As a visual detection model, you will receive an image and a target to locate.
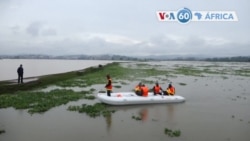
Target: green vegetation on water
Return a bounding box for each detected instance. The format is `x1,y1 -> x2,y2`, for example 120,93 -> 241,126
179,82 -> 187,86
132,115 -> 142,120
164,128 -> 181,137
68,103 -> 115,117
234,68 -> 250,77
0,130 -> 5,134
0,89 -> 93,114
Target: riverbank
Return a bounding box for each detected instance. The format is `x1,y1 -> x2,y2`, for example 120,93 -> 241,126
0,63 -> 105,94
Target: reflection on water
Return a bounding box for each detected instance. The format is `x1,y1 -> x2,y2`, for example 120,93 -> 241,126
105,113 -> 112,132
167,105 -> 174,121
139,108 -> 148,122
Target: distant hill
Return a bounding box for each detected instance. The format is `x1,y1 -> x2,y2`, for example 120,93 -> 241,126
0,54 -> 144,61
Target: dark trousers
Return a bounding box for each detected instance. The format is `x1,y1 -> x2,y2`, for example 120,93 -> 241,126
107,90 -> 112,96
163,91 -> 174,96
163,91 -> 169,95
18,74 -> 23,84
153,92 -> 162,95
135,91 -> 142,96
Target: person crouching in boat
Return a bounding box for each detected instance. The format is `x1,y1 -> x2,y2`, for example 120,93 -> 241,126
105,74 -> 112,96
152,82 -> 163,95
135,82 -> 142,96
163,83 -> 175,96
141,84 -> 149,97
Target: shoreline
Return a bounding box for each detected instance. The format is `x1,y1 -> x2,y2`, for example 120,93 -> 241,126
0,59 -> 116,81
0,63 -> 109,94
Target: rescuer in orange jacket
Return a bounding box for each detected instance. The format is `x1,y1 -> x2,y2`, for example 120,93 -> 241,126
105,74 -> 112,96
152,82 -> 163,95
134,82 -> 142,96
140,84 -> 149,97
164,83 -> 175,96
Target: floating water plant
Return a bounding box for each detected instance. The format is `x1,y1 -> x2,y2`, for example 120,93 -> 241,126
164,128 -> 181,137
113,85 -> 122,88
98,90 -> 106,93
120,81 -> 128,85
83,95 -> 95,100
0,89 -> 89,114
179,82 -> 187,86
132,115 -> 142,120
0,129 -> 5,134
68,103 -> 115,118
221,76 -> 228,79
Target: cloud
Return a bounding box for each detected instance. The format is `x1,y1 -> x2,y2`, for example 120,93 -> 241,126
0,0 -> 249,57
41,28 -> 57,36
25,21 -> 57,37
0,30 -> 249,57
26,22 -> 43,37
10,25 -> 21,34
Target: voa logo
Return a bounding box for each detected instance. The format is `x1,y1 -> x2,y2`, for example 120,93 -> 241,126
157,8 -> 238,23
157,8 -> 193,24
158,12 -> 175,21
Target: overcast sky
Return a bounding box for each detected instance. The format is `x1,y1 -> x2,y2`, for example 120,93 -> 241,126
0,0 -> 249,57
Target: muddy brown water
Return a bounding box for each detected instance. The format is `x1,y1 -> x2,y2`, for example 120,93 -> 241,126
0,61 -> 250,141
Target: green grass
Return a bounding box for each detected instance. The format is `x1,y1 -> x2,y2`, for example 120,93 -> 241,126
56,62 -> 170,87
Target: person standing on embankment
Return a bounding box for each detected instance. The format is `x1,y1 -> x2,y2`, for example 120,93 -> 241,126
17,64 -> 24,84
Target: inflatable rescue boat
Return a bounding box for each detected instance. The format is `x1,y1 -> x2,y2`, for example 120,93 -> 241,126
97,92 -> 185,105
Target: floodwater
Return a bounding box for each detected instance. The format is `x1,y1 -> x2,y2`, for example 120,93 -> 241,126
0,59 -> 113,81
0,60 -> 250,141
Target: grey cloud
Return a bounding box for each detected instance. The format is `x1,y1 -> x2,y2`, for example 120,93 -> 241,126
0,32 -> 249,57
41,28 -> 57,36
10,25 -> 20,34
26,22 -> 43,37
26,22 -> 57,37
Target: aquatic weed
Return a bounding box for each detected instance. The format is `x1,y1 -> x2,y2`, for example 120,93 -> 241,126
0,129 -> 5,134
0,89 -> 87,114
120,81 -> 129,85
164,128 -> 181,137
68,103 -> 115,118
83,95 -> 95,100
113,85 -> 122,88
179,82 -> 187,86
132,115 -> 142,120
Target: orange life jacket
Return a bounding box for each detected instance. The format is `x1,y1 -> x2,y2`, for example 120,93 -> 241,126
106,78 -> 112,90
135,85 -> 141,92
141,86 -> 149,97
167,86 -> 175,95
154,86 -> 161,93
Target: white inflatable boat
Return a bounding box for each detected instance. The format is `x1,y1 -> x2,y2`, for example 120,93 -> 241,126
97,92 -> 185,105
